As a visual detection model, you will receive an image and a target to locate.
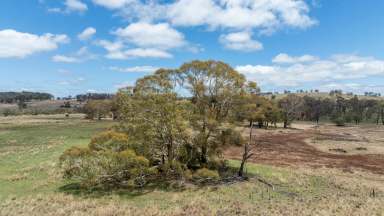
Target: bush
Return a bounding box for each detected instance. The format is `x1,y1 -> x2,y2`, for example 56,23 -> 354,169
2,108 -> 17,116
219,128 -> 245,146
158,161 -> 189,180
332,116 -> 346,126
193,168 -> 220,182
60,147 -> 155,188
89,131 -> 130,152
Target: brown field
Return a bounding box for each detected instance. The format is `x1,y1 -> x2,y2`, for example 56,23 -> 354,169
225,123 -> 384,174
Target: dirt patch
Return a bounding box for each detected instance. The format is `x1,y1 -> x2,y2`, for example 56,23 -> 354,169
224,126 -> 384,175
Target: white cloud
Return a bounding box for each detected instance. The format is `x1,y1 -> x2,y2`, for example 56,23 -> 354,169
0,29 -> 69,58
100,0 -> 316,31
272,53 -> 318,64
219,31 -> 262,52
113,48 -> 172,59
78,27 -> 96,40
115,22 -> 185,49
52,55 -> 79,63
92,0 -> 130,9
98,22 -> 185,59
52,46 -> 96,63
236,54 -> 384,88
97,39 -> 172,59
47,8 -> 62,13
65,0 -> 88,12
109,66 -> 159,73
91,0 -> 316,51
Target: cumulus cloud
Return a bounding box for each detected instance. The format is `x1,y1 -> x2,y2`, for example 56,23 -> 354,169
109,66 -> 159,73
272,53 -> 318,64
98,22 -> 185,59
52,55 -> 78,63
115,22 -> 185,49
97,39 -> 172,59
78,27 -> 96,40
236,53 -> 384,88
92,0 -> 316,31
0,29 -> 69,58
52,46 -> 96,63
92,0 -> 131,9
219,31 -> 262,52
65,0 -> 88,12
90,0 -> 316,51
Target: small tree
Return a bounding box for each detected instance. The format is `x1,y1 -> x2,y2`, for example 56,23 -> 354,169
83,100 -> 113,120
278,95 -> 304,128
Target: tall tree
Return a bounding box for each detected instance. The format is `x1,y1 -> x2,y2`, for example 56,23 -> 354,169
176,60 -> 246,165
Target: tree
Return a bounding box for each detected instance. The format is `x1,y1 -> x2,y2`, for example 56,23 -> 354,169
176,60 -> 246,166
278,95 -> 304,128
83,100 -> 113,120
117,69 -> 190,167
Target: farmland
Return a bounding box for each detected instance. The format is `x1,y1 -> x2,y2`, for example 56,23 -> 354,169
0,115 -> 383,215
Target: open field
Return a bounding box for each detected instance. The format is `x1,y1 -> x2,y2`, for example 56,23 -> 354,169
226,123 -> 384,174
0,115 -> 383,215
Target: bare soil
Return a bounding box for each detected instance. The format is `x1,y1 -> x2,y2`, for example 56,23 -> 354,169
224,124 -> 384,175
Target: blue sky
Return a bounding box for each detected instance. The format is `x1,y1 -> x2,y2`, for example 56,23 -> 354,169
1,0 -> 384,97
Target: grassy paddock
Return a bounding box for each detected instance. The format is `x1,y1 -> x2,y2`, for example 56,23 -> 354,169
0,115 -> 383,215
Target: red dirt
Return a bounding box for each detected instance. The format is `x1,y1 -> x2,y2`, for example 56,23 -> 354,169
224,129 -> 384,174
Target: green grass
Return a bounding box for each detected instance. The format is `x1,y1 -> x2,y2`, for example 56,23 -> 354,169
0,118 -> 115,200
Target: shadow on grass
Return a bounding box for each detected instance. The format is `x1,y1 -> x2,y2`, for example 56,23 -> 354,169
58,180 -> 188,199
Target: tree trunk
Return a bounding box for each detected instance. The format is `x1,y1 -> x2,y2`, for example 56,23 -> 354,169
239,121 -> 254,177
283,120 -> 288,128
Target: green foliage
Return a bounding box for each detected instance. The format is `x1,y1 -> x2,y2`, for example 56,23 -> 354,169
60,141 -> 154,188
219,128 -> 245,147
83,100 -> 113,120
2,108 -> 17,116
89,130 -> 130,152
192,168 -> 220,182
331,115 -> 346,126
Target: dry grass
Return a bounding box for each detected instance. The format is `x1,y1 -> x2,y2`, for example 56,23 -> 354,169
0,114 -> 87,126
309,124 -> 384,155
1,115 -> 384,215
1,164 -> 384,216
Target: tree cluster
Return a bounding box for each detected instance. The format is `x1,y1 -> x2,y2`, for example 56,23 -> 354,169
75,93 -> 115,102
267,94 -> 384,127
60,61 -> 260,188
0,91 -> 53,104
60,60 -> 384,190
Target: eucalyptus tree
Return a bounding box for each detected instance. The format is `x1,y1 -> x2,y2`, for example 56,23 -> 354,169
278,94 -> 304,128
176,60 -> 246,165
117,69 -> 189,165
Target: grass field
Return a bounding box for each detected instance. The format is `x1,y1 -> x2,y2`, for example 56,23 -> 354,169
0,115 -> 383,215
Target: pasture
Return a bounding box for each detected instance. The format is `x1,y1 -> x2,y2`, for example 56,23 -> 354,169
0,115 -> 383,215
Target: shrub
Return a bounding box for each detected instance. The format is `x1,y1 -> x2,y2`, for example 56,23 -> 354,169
158,161 -> 189,180
332,116 -> 346,126
2,108 -> 17,116
193,168 -> 220,182
60,147 -> 155,188
219,128 -> 245,146
89,131 -> 130,152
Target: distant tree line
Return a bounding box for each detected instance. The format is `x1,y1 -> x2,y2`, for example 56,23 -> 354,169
279,95 -> 384,126
75,93 -> 115,102
0,91 -> 53,103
